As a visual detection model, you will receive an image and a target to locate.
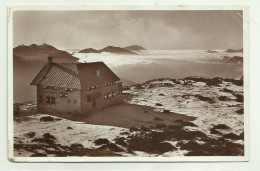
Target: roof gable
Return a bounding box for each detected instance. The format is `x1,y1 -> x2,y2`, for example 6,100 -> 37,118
39,65 -> 81,89
31,61 -> 120,89
30,63 -> 52,85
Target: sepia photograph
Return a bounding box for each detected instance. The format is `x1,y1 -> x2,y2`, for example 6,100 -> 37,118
8,6 -> 249,162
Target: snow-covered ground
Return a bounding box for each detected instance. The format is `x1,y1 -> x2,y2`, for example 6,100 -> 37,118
126,78 -> 244,140
13,77 -> 244,157
14,114 -> 128,154
14,113 -> 193,157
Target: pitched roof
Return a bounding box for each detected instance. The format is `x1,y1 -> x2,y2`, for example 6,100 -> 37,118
31,61 -> 120,89
77,62 -> 120,88
30,63 -> 52,85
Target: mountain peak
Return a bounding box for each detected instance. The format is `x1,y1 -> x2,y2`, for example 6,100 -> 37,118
15,43 -> 57,50
13,43 -> 77,63
99,46 -> 137,55
78,48 -> 99,53
124,45 -> 146,51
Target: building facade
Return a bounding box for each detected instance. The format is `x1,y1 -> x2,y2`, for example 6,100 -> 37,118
31,57 -> 123,115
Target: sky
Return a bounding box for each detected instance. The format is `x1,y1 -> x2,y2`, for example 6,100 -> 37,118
13,10 -> 243,50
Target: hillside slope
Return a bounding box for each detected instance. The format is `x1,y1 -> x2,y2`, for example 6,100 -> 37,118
14,43 -> 78,63
126,77 -> 244,140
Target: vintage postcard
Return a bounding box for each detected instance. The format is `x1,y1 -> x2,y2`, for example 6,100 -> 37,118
8,5 -> 249,162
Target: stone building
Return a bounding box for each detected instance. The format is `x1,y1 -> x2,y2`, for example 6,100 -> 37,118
31,57 -> 123,115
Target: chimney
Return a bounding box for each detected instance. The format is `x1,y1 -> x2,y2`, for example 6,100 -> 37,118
48,56 -> 53,64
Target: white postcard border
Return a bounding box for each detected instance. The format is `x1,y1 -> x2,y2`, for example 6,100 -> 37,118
8,5 -> 249,162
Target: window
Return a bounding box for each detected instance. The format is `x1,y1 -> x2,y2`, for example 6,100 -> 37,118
46,96 -> 50,104
108,93 -> 113,98
96,70 -> 100,76
65,88 -> 73,92
51,97 -> 55,104
39,95 -> 42,103
87,86 -> 97,90
60,92 -> 68,97
112,92 -> 115,97
74,100 -> 77,104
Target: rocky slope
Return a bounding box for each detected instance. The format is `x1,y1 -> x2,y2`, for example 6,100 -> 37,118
125,77 -> 244,141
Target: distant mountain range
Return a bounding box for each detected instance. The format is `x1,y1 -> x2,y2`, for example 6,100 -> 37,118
205,48 -> 243,54
14,43 -> 78,63
78,48 -> 99,53
99,46 -> 137,55
124,45 -> 146,51
206,50 -> 218,53
78,45 -> 146,55
223,56 -> 243,64
225,48 -> 243,53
